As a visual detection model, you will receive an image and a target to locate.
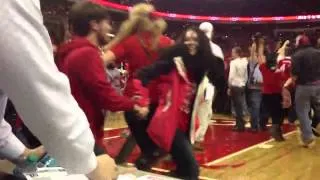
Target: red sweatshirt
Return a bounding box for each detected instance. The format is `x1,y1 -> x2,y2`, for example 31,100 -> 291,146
57,37 -> 135,142
260,57 -> 291,94
111,32 -> 173,105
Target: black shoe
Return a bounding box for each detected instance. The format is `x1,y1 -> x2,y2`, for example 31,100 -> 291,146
312,122 -> 320,137
134,149 -> 166,170
270,125 -> 285,142
248,128 -> 258,133
259,126 -> 268,132
232,126 -> 245,132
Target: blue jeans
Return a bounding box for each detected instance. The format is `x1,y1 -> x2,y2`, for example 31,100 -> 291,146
247,89 -> 262,129
230,86 -> 246,128
295,85 -> 320,141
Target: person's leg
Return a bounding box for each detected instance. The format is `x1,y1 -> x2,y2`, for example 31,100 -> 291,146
269,94 -> 285,141
21,124 -> 41,148
94,143 -> 107,156
230,87 -> 245,131
115,135 -> 136,164
295,85 -> 314,144
195,100 -> 212,143
116,104 -> 161,168
310,86 -> 320,136
288,89 -> 298,123
248,89 -> 262,131
260,94 -> 271,131
170,129 -> 199,180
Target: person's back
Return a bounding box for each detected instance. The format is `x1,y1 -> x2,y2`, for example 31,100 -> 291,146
110,33 -> 173,103
292,47 -> 320,85
229,58 -> 248,87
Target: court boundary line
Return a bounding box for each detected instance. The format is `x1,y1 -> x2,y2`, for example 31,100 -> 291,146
125,163 -> 217,180
204,130 -> 297,166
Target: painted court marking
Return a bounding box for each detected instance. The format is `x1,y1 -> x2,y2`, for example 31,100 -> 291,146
204,130 -> 297,166
104,135 -> 121,140
125,163 -> 217,180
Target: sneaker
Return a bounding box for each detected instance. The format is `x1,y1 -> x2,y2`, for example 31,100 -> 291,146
232,125 -> 245,132
248,128 -> 258,133
296,129 -> 316,148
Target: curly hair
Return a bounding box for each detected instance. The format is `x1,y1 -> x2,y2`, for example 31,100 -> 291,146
160,27 -> 225,86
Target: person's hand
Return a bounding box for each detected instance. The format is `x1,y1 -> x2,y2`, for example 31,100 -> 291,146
282,87 -> 292,108
11,146 -> 46,164
227,88 -> 231,96
87,154 -> 117,180
134,105 -> 149,119
21,146 -> 46,160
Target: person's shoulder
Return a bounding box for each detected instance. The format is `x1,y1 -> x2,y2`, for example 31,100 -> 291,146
74,46 -> 99,57
159,35 -> 174,47
67,47 -> 100,64
211,42 -> 222,49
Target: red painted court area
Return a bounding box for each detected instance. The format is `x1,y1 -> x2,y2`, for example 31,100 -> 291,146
103,121 -> 296,170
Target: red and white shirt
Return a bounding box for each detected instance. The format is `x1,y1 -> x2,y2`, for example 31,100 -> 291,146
260,57 -> 291,94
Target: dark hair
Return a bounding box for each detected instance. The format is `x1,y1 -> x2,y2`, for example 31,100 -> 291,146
69,2 -> 110,36
161,26 -> 225,87
44,17 -> 66,45
233,46 -> 242,57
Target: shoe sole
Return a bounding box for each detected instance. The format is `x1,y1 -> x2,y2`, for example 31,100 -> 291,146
296,129 -> 316,148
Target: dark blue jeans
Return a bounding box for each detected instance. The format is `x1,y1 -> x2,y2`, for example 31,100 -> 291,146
230,86 -> 246,128
247,89 -> 262,129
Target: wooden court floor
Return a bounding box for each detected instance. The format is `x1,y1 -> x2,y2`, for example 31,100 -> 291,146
1,114 -> 319,180
105,113 -> 320,180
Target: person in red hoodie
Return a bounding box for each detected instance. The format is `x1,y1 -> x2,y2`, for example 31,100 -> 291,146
102,3 -> 173,169
258,39 -> 292,141
56,2 -> 148,152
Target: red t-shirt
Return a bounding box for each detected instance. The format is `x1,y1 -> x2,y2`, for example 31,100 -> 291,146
111,32 -> 173,104
260,58 -> 291,94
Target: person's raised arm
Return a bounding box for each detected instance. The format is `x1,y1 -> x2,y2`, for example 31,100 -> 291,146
0,0 -> 98,176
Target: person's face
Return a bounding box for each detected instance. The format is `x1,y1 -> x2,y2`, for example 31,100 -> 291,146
184,30 -> 199,55
94,19 -> 112,46
231,49 -> 238,59
258,38 -> 265,45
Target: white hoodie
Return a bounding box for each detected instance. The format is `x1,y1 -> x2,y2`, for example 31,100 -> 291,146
0,0 -> 96,174
199,22 -> 224,60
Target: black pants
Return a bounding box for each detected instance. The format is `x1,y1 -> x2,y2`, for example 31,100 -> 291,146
19,124 -> 42,149
261,93 -> 284,126
94,143 -> 107,156
123,104 -> 159,157
170,129 -> 199,180
117,104 -> 199,179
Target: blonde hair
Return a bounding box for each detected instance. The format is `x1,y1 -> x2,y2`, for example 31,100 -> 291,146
104,3 -> 167,51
